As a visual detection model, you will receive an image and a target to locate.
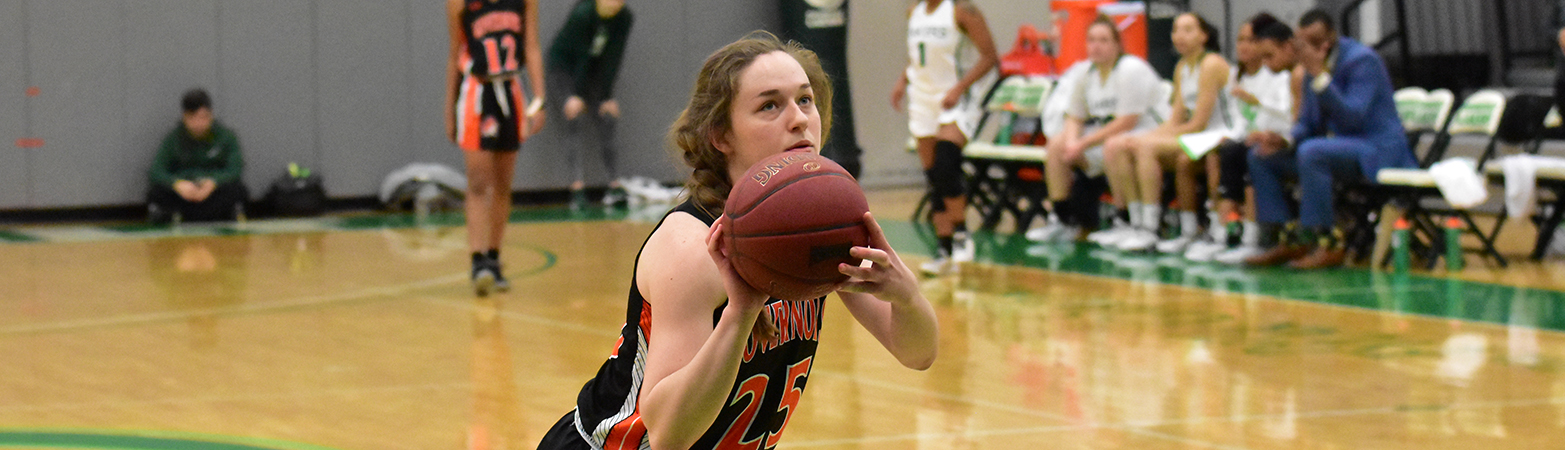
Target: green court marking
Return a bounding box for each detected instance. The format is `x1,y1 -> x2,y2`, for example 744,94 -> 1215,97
8,204 -> 1565,335
0,229 -> 38,243
883,223 -> 1565,334
0,429 -> 343,450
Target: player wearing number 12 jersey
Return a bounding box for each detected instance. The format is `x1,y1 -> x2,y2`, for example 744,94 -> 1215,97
535,32 -> 938,450
446,0 -> 545,297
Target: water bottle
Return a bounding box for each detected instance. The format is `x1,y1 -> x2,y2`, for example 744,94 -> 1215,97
1444,217 -> 1464,272
1224,211 -> 1241,246
996,114 -> 1014,145
1392,218 -> 1410,273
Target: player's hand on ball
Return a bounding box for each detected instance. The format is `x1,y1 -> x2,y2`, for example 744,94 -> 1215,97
836,212 -> 918,305
706,218 -> 771,314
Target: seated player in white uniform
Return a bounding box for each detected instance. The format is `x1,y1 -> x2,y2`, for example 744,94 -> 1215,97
1100,12 -> 1232,253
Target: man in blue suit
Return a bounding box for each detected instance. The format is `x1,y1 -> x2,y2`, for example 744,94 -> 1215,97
1242,9 -> 1414,269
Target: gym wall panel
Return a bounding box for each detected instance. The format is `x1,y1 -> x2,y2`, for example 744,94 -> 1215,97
402,0 -> 466,173
26,0 -> 129,207
0,0 -> 30,208
123,0 -> 221,199
218,0 -> 318,195
315,1 -> 413,197
603,0 -> 690,184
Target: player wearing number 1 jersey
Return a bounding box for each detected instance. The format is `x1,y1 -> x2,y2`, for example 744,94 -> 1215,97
447,0 -> 545,296
535,32 -> 938,450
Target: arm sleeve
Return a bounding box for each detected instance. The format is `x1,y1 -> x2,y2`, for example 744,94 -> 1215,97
554,4 -> 593,98
1314,54 -> 1385,134
148,131 -> 180,188
212,130 -> 243,185
1292,82 -> 1320,144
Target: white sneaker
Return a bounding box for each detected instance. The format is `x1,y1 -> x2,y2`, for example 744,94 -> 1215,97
920,256 -> 955,276
1155,235 -> 1198,253
1089,223 -> 1135,246
1025,222 -> 1066,242
1026,223 -> 1079,243
952,232 -> 975,263
1214,245 -> 1265,265
1116,229 -> 1160,252
1184,239 -> 1228,262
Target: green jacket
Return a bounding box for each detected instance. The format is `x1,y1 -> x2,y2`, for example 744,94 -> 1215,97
148,120 -> 243,188
547,0 -> 633,103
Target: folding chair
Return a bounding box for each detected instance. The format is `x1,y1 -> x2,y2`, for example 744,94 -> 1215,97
1482,99 -> 1561,260
1377,89 -> 1512,267
1343,88 -> 1457,260
961,76 -> 1052,230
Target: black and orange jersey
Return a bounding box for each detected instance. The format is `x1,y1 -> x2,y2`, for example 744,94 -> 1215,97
560,199 -> 825,450
460,0 -> 526,77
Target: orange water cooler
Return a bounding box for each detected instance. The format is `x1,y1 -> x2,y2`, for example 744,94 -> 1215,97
1052,1 -> 1147,69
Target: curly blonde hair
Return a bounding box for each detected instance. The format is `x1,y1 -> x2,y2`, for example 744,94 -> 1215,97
669,31 -> 833,216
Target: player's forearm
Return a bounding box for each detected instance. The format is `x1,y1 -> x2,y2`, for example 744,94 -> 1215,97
641,306 -> 759,450
881,294 -> 938,370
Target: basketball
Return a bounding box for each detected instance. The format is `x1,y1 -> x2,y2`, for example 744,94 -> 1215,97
724,151 -> 869,301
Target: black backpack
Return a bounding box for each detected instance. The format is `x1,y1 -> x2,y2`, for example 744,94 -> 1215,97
264,163 -> 327,217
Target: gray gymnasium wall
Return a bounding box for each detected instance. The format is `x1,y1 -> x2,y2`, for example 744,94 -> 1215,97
0,0 -> 777,210
1,0 -> 1323,210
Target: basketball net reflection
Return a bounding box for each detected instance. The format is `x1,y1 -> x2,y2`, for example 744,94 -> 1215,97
467,297 -> 526,449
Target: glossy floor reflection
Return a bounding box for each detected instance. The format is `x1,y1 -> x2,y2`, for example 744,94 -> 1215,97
2,189 -> 1565,449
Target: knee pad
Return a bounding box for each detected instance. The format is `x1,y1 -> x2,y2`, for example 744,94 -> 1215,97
928,140 -> 965,198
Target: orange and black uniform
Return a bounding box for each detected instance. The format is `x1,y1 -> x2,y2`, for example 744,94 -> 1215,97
536,200 -> 826,450
453,0 -> 529,151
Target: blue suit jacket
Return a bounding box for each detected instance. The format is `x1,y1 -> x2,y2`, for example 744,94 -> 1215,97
1291,37 -> 1415,177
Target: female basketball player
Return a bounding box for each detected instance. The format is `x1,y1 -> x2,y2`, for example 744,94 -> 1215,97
1030,17 -> 1161,244
1101,12 -> 1231,253
535,32 -> 938,450
446,0 -> 546,296
890,0 -> 998,275
1188,14 -> 1299,263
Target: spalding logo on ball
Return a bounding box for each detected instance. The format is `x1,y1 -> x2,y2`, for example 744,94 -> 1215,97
725,151 -> 869,301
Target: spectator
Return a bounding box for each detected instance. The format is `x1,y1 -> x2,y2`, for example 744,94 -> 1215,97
147,89 -> 247,223
549,0 -> 633,209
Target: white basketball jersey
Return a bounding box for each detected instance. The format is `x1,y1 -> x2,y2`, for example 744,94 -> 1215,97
906,0 -> 962,90
1177,56 -> 1231,133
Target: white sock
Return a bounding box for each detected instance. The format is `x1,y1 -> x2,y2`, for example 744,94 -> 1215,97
1128,202 -> 1145,228
1242,221 -> 1261,246
1180,211 -> 1200,237
1142,204 -> 1162,231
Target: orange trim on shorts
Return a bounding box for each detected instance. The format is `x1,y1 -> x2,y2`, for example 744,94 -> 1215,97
602,412 -> 646,450
458,76 -> 483,152
510,79 -> 528,142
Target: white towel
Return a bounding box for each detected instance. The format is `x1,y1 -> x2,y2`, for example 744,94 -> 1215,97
1499,155 -> 1565,217
1428,158 -> 1487,209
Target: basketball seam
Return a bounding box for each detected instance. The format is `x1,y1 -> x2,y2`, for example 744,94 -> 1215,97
730,221 -> 864,238
725,171 -> 858,219
731,251 -> 849,283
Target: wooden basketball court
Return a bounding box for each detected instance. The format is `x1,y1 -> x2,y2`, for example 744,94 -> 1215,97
3,187 -> 1565,449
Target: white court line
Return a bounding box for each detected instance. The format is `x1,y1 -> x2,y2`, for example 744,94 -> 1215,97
0,273 -> 466,335
418,297 -> 619,338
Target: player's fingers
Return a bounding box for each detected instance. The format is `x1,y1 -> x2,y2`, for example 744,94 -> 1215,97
861,212 -> 894,252
838,263 -> 875,281
706,222 -> 726,260
849,246 -> 890,267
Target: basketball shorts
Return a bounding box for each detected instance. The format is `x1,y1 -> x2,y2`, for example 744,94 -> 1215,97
907,84 -> 975,139
454,74 -> 527,152
1077,124 -> 1106,177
